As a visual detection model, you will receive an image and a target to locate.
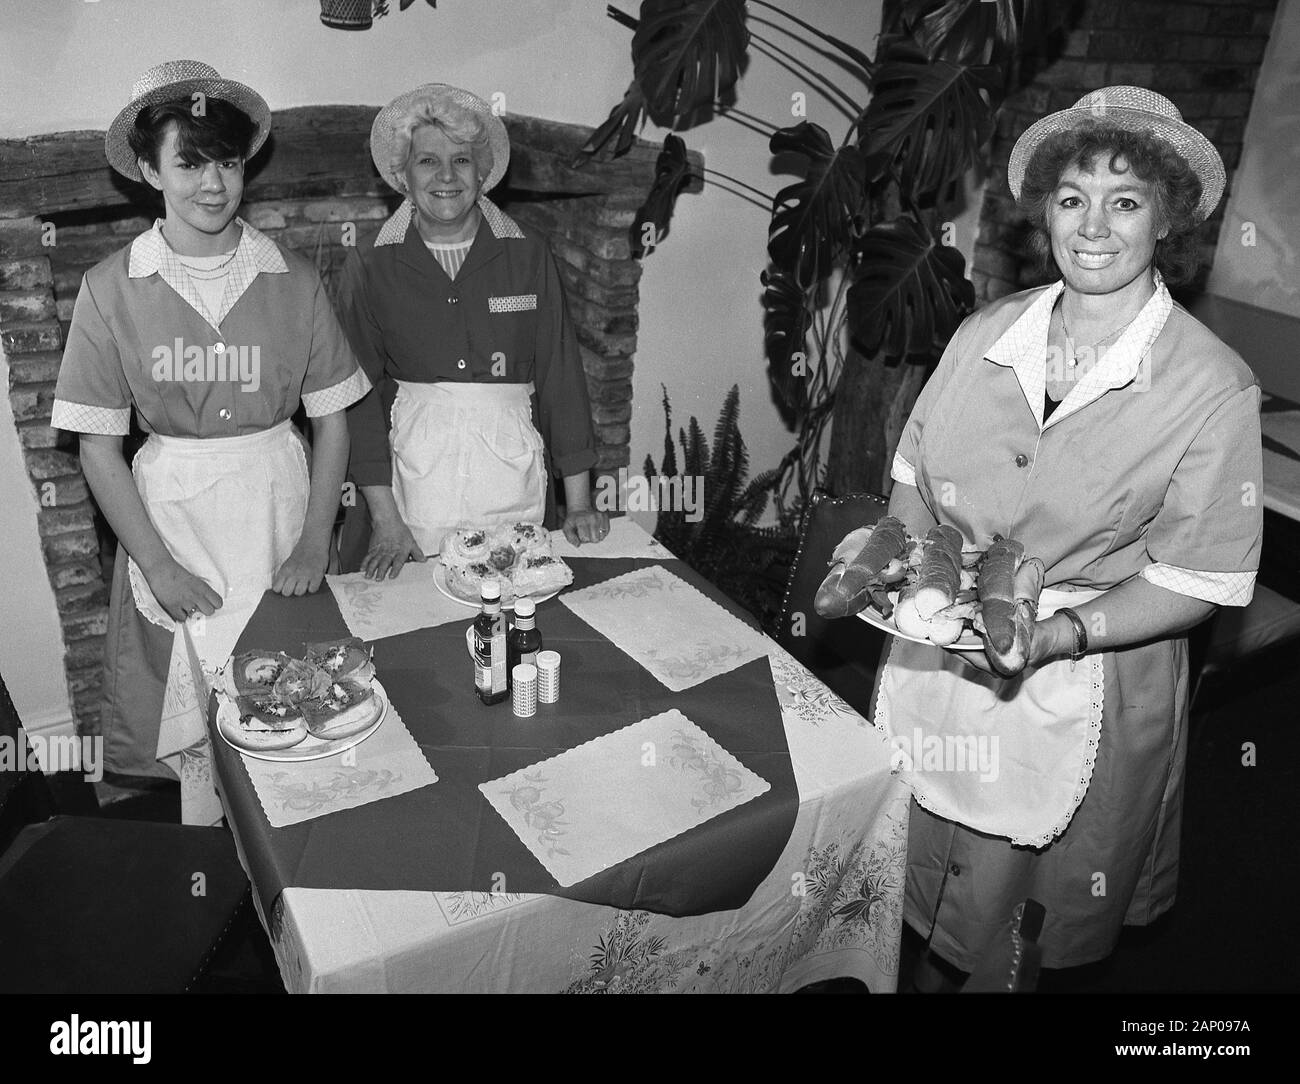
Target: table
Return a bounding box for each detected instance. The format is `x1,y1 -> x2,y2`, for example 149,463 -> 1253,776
204,530 -> 909,993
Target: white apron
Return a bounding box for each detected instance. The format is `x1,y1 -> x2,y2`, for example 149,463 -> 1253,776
127,420 -> 310,630
873,586 -> 1104,848
389,380 -> 546,557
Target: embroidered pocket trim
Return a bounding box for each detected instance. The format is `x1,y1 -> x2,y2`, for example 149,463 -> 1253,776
488,294 -> 538,313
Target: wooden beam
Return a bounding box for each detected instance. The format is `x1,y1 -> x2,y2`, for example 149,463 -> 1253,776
1,105 -> 702,218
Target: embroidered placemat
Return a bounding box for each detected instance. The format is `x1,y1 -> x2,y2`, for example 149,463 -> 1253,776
232,697 -> 439,829
560,565 -> 769,690
478,709 -> 770,886
327,563 -> 466,641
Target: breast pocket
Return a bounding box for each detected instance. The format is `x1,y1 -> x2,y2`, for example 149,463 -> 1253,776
483,295 -> 541,376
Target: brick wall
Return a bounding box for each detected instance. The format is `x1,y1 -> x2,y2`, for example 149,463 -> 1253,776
972,0 -> 1281,303
2,108 -> 680,734
0,218 -> 107,730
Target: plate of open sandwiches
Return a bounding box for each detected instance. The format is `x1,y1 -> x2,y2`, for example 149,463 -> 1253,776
436,522 -> 574,607
214,636 -> 388,761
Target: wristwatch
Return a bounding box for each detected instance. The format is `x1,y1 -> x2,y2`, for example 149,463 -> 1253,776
1057,607 -> 1089,662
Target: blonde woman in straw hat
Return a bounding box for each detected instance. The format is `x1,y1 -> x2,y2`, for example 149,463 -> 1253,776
337,84 -> 607,580
873,87 -> 1263,986
51,61 -> 370,780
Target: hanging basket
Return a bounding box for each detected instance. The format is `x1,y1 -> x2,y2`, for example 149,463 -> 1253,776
320,0 -> 374,31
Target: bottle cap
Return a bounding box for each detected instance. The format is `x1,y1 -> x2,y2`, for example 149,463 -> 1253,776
481,581 -> 501,602
514,596 -> 536,617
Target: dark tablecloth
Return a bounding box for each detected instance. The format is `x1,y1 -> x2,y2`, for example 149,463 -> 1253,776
208,557 -> 798,920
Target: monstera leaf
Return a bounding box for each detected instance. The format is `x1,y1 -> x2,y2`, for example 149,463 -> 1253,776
633,0 -> 750,130
767,123 -> 867,287
578,80 -> 649,160
859,38 -> 998,197
631,135 -> 692,257
761,267 -> 814,415
894,0 -> 1064,70
846,216 -> 974,362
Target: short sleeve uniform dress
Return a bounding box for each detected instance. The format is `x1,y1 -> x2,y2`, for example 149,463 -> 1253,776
337,196 -> 598,563
882,274 -> 1262,969
52,220 -> 370,778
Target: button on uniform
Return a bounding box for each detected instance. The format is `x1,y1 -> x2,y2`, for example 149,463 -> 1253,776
447,295 -> 459,305
456,359 -> 466,370
218,407 -> 232,421
949,863 -> 961,877
1015,453 -> 1029,468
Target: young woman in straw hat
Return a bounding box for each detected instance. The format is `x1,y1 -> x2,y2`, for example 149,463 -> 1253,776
336,84 -> 607,580
51,61 -> 370,780
873,87 -> 1262,985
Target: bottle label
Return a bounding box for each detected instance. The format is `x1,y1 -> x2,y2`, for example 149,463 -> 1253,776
491,629 -> 507,693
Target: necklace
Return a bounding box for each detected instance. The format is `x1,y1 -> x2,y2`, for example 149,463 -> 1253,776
1058,304 -> 1141,368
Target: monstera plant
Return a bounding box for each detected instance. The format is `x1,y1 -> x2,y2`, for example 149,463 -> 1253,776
581,0 -> 1075,504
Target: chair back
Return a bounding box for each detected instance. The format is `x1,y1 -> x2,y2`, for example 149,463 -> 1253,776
962,899 -> 1046,993
776,491 -> 890,717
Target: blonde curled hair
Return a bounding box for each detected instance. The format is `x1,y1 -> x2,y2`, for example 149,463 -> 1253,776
387,93 -> 494,191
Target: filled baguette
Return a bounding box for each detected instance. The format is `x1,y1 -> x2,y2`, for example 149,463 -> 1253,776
913,525 -> 964,620
814,515 -> 909,619
977,539 -> 1046,677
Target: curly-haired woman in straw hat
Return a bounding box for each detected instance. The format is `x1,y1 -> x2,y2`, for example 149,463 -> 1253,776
51,61 -> 370,780
337,84 -> 607,580
872,87 -> 1262,985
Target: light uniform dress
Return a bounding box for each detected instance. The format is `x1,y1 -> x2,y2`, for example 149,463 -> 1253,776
338,197 -> 597,561
880,274 -> 1262,969
51,220 -> 370,778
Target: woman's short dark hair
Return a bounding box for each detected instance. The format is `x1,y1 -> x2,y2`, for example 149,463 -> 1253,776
127,96 -> 258,174
1017,122 -> 1205,285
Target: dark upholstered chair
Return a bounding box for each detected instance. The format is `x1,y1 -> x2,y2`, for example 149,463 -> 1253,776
962,899 -> 1046,994
0,673 -> 253,993
777,491 -> 891,719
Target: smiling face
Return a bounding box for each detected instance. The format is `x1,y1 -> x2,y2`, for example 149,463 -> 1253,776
1047,157 -> 1166,300
139,123 -> 244,255
403,125 -> 486,242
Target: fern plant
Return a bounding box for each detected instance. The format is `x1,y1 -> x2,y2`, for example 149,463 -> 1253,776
645,385 -> 799,634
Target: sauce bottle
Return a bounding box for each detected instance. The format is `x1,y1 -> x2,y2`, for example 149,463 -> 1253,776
508,596 -> 542,683
474,582 -> 509,705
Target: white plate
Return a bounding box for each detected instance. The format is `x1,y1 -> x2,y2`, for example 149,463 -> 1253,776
855,593 -> 984,651
432,564 -> 561,610
216,680 -> 389,763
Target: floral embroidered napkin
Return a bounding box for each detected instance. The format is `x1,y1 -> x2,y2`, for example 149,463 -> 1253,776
156,601 -> 262,825
560,565 -> 769,690
327,563 -> 466,641
233,696 -> 439,829
479,709 -> 769,886
547,517 -> 672,560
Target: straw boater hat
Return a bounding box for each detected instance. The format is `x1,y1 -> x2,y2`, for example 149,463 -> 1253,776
369,84 -> 510,195
106,60 -> 272,182
1008,86 -> 1226,222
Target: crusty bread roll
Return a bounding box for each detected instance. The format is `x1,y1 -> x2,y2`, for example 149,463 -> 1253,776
228,694 -> 309,752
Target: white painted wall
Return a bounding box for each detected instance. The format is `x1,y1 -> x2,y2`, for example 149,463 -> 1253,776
1207,0 -> 1298,317
0,346 -> 75,737
0,0 -> 880,529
